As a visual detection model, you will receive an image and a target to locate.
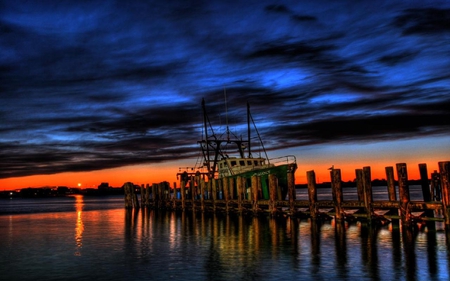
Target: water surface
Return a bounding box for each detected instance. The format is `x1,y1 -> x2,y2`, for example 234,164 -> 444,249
0,191 -> 449,280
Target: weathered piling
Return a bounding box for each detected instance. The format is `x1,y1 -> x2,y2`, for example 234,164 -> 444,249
307,170 -> 318,219
385,167 -> 396,201
237,176 -> 243,213
362,166 -> 373,221
251,175 -> 259,213
223,177 -> 229,213
355,169 -> 364,201
180,180 -> 186,210
419,163 -> 434,228
439,161 -> 450,229
269,173 -> 278,215
200,178 -> 205,212
288,167 -> 296,215
396,163 -> 411,226
123,182 -> 133,209
431,171 -> 441,201
385,166 -> 399,228
331,169 -> 344,221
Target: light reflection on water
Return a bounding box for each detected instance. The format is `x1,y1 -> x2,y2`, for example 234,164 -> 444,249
0,194 -> 449,280
74,195 -> 84,256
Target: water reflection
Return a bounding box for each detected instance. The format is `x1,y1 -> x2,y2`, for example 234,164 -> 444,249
74,195 -> 84,256
123,210 -> 450,280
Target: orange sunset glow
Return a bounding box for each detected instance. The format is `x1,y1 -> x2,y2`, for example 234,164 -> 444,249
0,141 -> 446,191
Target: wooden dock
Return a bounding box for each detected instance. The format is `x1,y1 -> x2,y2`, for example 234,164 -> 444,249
123,161 -> 450,230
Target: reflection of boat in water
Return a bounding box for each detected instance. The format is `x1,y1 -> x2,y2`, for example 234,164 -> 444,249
177,98 -> 297,200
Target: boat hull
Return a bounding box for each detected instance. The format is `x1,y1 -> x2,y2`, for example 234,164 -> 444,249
223,163 -> 296,200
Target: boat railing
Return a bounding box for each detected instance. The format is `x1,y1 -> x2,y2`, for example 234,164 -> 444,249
268,155 -> 297,166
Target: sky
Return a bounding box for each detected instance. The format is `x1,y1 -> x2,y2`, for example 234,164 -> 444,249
1,0 -> 449,190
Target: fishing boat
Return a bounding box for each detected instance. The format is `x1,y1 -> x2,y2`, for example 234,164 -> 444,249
177,98 -> 297,200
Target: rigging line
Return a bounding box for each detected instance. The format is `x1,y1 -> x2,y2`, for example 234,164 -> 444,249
249,110 -> 270,164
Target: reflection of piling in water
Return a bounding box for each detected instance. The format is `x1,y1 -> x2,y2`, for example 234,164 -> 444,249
123,161 -> 450,232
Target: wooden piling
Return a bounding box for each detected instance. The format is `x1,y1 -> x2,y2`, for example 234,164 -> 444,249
355,169 -> 364,201
307,170 -> 318,219
223,177 -> 229,213
439,161 -> 450,229
124,182 -> 133,209
133,184 -> 140,209
140,184 -> 145,207
190,176 -> 196,211
152,183 -> 157,207
229,177 -> 235,200
331,169 -> 344,221
288,167 -> 296,215
396,163 -> 411,226
211,179 -> 217,211
180,180 -> 186,210
431,171 -> 440,201
200,178 -> 205,212
251,175 -> 259,213
385,166 -> 399,228
269,174 -> 278,215
362,166 -> 373,221
419,163 -> 434,228
237,176 -> 243,213
385,167 -> 396,201
145,184 -> 151,206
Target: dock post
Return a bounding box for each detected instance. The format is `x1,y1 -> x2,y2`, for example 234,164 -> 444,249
222,177 -> 229,213
288,166 -> 296,215
431,171 -> 441,201
191,176 -> 196,211
158,183 -> 164,208
124,182 -> 133,209
145,184 -> 151,207
355,169 -> 364,201
419,163 -> 432,201
133,184 -> 140,209
385,166 -> 399,228
237,176 -> 243,213
152,183 -> 157,208
211,179 -> 217,211
200,178 -> 205,212
229,177 -> 235,200
140,184 -> 145,207
331,168 -> 344,221
269,174 -> 278,215
207,178 -> 212,200
396,163 -> 411,226
172,182 -> 177,209
439,161 -> 450,230
362,166 -> 373,222
385,167 -> 397,201
180,180 -> 186,210
419,163 -> 434,228
307,170 -> 318,219
251,175 -> 259,214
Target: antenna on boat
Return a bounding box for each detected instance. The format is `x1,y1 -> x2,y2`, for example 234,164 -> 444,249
224,88 -> 230,142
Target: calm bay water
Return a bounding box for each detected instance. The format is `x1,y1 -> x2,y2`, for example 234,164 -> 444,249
0,187 -> 449,281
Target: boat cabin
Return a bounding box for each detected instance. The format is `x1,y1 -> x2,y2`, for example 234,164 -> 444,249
217,157 -> 274,178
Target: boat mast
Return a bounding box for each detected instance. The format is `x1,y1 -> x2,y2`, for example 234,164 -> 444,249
201,98 -> 212,176
247,102 -> 252,157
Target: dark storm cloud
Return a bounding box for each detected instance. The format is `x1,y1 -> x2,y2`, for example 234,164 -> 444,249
1,0 -> 449,179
